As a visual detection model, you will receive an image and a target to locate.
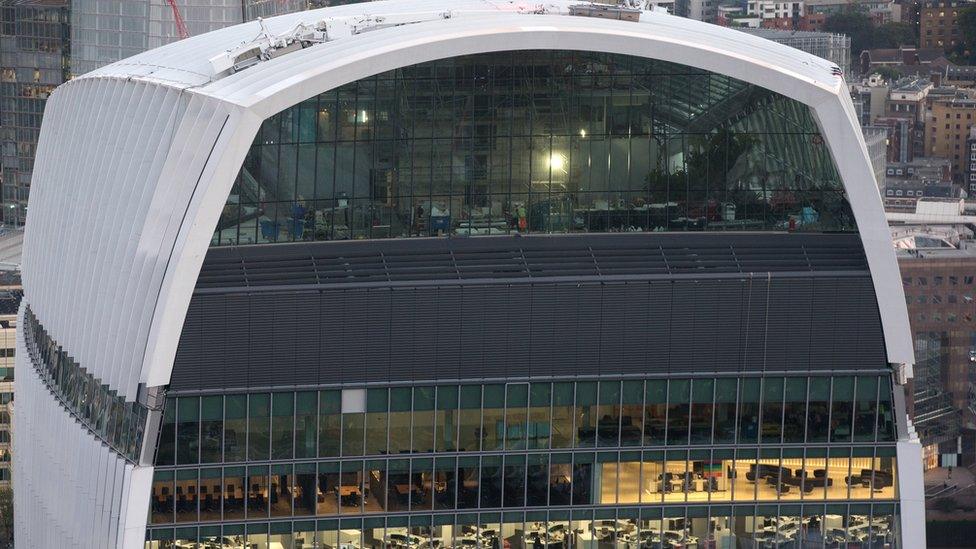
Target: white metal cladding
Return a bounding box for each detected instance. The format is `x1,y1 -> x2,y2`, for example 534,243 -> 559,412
18,2 -> 920,546
13,306 -> 147,549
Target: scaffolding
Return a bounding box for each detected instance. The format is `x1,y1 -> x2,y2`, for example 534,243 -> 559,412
738,28 -> 852,78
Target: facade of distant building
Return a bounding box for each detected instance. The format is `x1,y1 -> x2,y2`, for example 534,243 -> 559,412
798,12 -> 829,30
805,0 -> 895,23
884,157 -> 957,201
925,96 -> 976,182
0,314 -> 12,489
941,64 -> 976,86
0,0 -> 70,228
865,125 -> 891,191
15,3 -> 924,547
966,126 -> 976,195
919,0 -> 968,50
0,0 -> 306,229
888,77 -> 934,159
877,117 -> 917,162
0,282 -> 21,491
852,73 -> 891,125
675,0 -> 717,21
747,0 -> 805,21
898,246 -> 976,468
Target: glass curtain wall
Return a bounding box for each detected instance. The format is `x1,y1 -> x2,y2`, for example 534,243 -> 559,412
212,50 -> 855,246
148,504 -> 900,548
150,375 -> 900,525
155,376 -> 897,466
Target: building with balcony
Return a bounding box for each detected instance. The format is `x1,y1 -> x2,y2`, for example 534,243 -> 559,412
14,1 -> 925,547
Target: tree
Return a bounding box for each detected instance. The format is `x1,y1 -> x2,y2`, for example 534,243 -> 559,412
0,487 -> 11,547
824,7 -> 876,55
950,6 -> 976,64
873,22 -> 916,49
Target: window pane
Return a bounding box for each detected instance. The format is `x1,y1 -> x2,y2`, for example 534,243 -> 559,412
458,385 -> 482,452
505,384 -> 529,450
248,394 -> 271,461
225,395 -> 247,462
156,398 -> 176,466
319,390 -> 341,457
200,396 -> 223,463
435,386 -> 459,452
831,377 -> 855,443
667,380 -> 690,445
551,382 -> 575,448
783,378 -> 807,444
295,391 -> 317,459
807,377 -> 830,443
690,379 -> 713,445
597,381 -> 621,447
271,393 -> 295,460
176,397 -> 200,465
528,383 -> 551,449
713,379 -> 737,444
365,388 -> 388,456
642,380 -> 666,446
575,382 -> 597,448
389,387 -> 412,455
760,378 -> 784,445
482,385 -> 505,451
413,387 -> 435,453
853,377 -> 879,442
620,381 -> 643,447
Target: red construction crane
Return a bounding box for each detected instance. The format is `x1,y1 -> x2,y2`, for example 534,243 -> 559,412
166,0 -> 190,40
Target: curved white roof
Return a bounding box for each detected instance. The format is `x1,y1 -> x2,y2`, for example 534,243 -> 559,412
16,3 -> 920,546
85,0 -> 843,93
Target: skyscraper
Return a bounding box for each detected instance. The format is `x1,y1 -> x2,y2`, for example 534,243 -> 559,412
0,0 -> 307,227
15,2 -> 925,547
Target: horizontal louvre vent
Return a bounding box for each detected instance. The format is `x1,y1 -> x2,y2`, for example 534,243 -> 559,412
196,233 -> 867,291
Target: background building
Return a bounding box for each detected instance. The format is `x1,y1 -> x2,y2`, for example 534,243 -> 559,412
966,125 -> 976,194
919,0 -> 968,49
0,0 -> 70,228
925,95 -> 976,182
0,0 -> 306,228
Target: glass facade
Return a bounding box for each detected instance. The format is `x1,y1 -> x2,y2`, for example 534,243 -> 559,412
69,0 -> 307,76
0,0 -> 70,227
212,50 -> 856,246
149,375 -> 900,540
22,306 -> 147,461
146,504 -> 901,548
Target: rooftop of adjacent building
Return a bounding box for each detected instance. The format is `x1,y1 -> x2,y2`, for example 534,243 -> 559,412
888,198 -> 976,228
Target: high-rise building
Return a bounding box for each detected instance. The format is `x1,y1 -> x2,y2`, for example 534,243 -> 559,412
15,2 -> 925,548
0,0 -> 70,227
0,0 -> 307,228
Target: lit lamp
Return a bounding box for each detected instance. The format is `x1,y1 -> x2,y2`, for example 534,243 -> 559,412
548,152 -> 566,173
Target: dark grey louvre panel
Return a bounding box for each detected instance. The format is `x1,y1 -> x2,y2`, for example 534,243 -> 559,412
195,233 -> 869,291
170,232 -> 885,392
172,277 -> 887,392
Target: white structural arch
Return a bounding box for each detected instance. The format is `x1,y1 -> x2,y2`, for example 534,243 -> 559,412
16,2 -> 923,547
